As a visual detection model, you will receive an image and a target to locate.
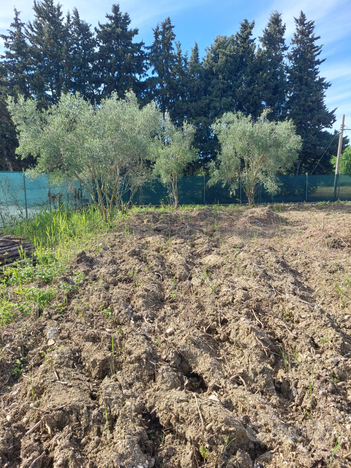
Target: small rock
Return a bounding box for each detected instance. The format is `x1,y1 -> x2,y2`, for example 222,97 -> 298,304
47,327 -> 60,341
209,394 -> 220,402
166,327 -> 174,335
47,339 -> 55,346
6,415 -> 11,422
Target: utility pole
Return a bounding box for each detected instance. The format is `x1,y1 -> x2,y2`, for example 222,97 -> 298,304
333,114 -> 345,201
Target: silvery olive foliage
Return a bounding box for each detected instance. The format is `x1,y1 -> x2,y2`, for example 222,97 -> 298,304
7,91 -> 161,219
151,117 -> 197,208
208,110 -> 302,204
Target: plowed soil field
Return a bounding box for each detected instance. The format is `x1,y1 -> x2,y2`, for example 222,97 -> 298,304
1,204 -> 351,468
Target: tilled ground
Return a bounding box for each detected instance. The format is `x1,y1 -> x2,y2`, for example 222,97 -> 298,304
1,204 -> 351,468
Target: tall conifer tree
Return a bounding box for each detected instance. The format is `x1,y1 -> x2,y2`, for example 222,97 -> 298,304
0,9 -> 34,170
259,12 -> 287,120
203,35 -> 236,120
67,8 -> 96,102
0,9 -> 32,98
233,19 -> 262,118
95,4 -> 146,100
25,0 -> 70,105
287,11 -> 336,174
147,17 -> 177,117
169,42 -> 189,124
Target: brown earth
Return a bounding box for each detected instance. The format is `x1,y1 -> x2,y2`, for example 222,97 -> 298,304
1,204 -> 351,468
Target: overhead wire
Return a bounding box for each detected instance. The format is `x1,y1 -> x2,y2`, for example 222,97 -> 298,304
310,131 -> 339,175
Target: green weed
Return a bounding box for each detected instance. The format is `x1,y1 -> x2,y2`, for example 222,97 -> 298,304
12,356 -> 25,377
280,347 -> 290,373
328,437 -> 341,468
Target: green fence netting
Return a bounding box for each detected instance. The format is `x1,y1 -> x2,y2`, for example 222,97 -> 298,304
0,172 -> 90,225
1,172 -> 350,225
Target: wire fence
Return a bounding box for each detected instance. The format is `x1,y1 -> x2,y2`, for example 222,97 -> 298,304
1,171 -> 351,226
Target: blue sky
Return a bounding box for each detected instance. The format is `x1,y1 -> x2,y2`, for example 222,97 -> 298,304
0,0 -> 350,133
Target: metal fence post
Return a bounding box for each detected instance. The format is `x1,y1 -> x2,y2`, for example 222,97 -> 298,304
22,168 -> 28,220
239,178 -> 242,203
203,174 -> 206,205
305,173 -> 308,202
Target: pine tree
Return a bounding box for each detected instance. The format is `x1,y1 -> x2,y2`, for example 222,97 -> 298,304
66,8 -> 96,102
287,11 -> 336,174
95,4 -> 146,100
25,0 -> 70,105
147,17 -> 177,117
259,12 -> 288,120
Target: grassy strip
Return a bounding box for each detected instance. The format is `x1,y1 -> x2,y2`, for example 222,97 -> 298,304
0,205 -> 120,326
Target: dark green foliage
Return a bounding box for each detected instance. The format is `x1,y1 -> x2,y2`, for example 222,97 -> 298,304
66,8 -> 96,102
95,4 -> 147,101
0,11 -> 36,170
169,42 -> 189,125
186,43 -> 212,171
147,17 -> 177,116
259,12 -> 288,120
286,11 -> 336,174
233,19 -> 262,118
25,0 -> 70,105
0,93 -> 19,171
0,8 -> 32,99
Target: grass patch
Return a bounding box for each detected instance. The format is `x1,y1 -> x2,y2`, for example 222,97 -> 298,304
0,205 -> 118,325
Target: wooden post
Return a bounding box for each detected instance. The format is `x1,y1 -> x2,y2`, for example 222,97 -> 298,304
333,114 -> 345,201
22,168 -> 28,220
305,173 -> 308,202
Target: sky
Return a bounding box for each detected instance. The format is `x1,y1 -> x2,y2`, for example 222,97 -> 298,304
0,0 -> 350,134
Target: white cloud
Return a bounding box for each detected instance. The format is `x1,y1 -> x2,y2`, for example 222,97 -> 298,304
255,0 -> 351,44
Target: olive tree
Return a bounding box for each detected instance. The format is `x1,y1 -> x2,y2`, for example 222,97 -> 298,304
7,91 -> 161,219
152,118 -> 197,208
208,110 -> 302,204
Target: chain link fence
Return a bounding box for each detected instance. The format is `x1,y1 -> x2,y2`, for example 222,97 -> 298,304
1,172 -> 351,226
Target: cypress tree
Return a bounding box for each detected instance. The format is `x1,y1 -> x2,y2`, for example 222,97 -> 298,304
0,9 -> 34,170
287,11 -> 336,174
169,41 -> 189,124
95,4 -> 146,100
147,17 -> 177,117
186,43 -> 212,169
233,19 -> 262,118
203,35 -> 236,119
259,12 -> 288,120
187,42 -> 205,119
66,8 -> 96,102
25,0 -> 70,105
0,64 -> 36,171
0,8 -> 32,98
